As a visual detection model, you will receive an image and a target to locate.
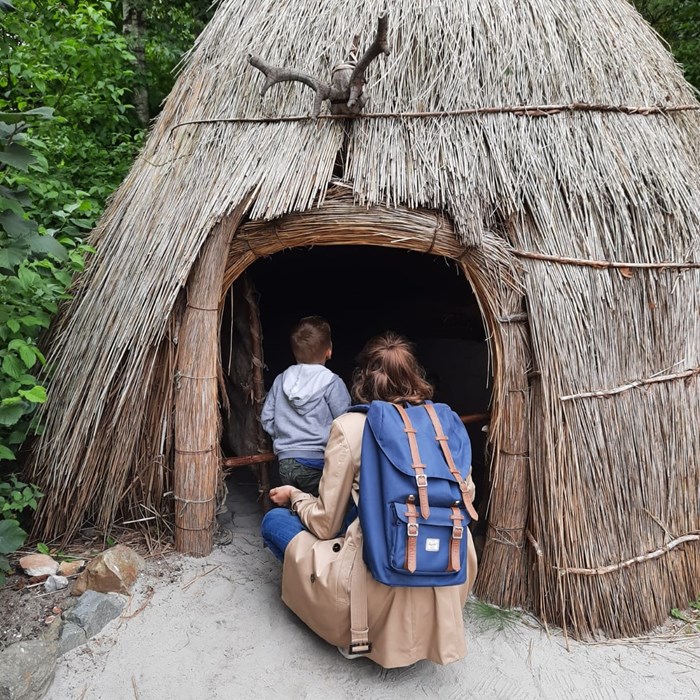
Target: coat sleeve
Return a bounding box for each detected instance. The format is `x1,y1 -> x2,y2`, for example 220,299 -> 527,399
260,377 -> 278,437
289,418 -> 356,540
325,376 -> 351,419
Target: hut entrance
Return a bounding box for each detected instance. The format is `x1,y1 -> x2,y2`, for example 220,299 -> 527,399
220,245 -> 493,542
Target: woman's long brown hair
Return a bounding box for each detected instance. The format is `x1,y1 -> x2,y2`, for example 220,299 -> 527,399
351,332 -> 434,405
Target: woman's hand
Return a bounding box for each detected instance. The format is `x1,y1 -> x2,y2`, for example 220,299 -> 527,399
269,485 -> 294,506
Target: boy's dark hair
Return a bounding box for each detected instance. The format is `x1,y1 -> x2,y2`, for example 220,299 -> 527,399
290,316 -> 332,364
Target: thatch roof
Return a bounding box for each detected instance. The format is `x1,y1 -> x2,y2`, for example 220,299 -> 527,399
29,0 -> 700,636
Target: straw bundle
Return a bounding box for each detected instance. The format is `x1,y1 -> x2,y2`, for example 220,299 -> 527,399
27,0 -> 700,636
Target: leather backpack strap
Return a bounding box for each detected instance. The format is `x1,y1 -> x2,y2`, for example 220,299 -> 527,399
393,403 -> 430,519
423,403 -> 479,521
448,506 -> 465,572
404,498 -> 419,573
349,528 -> 372,655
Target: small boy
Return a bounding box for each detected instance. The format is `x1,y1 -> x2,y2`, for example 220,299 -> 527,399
261,316 -> 351,497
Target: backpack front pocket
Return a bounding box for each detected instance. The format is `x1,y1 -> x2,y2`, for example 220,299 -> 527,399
389,502 -> 467,577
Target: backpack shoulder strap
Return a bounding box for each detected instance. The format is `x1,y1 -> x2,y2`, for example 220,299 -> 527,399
392,404 -> 430,519
423,404 -> 479,521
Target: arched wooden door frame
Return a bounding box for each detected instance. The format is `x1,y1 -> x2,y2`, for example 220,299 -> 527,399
175,190 -> 534,612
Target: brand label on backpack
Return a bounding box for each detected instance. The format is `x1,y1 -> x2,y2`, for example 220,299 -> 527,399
425,538 -> 440,552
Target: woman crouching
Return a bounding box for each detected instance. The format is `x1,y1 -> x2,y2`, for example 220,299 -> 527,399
260,332 -> 478,668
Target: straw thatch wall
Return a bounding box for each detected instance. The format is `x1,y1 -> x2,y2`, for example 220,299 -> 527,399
28,0 -> 700,636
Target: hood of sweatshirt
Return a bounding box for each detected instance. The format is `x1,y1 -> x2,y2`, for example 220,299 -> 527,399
281,364 -> 335,415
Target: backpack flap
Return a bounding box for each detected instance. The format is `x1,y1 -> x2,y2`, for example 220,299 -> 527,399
365,402 -> 472,486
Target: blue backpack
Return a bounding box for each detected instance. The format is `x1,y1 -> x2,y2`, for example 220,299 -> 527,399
354,401 -> 478,588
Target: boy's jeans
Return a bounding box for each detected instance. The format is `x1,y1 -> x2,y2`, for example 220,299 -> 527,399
278,458 -> 322,496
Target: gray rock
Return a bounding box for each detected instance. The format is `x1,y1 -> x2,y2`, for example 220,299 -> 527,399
57,622 -> 87,657
64,590 -> 126,639
0,640 -> 57,700
40,615 -> 63,644
43,575 -> 69,593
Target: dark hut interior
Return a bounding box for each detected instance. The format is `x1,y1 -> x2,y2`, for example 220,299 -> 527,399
220,245 -> 493,532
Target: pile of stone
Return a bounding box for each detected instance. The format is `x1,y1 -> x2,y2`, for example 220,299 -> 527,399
0,545 -> 145,700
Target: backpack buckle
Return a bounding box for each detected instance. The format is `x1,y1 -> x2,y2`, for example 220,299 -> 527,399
348,640 -> 373,655
407,522 -> 419,538
452,526 -> 464,540
415,473 -> 428,488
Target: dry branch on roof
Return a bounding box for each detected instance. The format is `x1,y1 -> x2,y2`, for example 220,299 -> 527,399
248,14 -> 390,118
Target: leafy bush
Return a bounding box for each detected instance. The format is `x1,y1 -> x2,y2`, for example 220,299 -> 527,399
1,0 -> 143,214
0,475 -> 42,586
0,519 -> 26,586
1,108 -> 92,467
0,474 -> 41,522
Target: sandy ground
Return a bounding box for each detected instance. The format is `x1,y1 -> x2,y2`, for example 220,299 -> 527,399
46,480 -> 700,700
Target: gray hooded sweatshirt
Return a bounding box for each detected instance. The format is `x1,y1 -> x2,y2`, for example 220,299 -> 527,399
260,364 -> 351,461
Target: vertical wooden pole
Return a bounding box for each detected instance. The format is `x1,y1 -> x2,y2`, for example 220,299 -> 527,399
473,297 -> 533,607
174,203 -> 248,556
242,277 -> 272,508
462,266 -> 533,609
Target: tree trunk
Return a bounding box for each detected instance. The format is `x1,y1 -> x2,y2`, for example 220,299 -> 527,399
122,0 -> 149,126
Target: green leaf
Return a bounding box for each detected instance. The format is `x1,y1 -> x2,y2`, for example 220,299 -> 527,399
6,320 -> 19,333
0,518 -> 26,555
18,386 -> 46,404
19,315 -> 49,329
19,345 -> 36,369
52,268 -> 72,286
0,142 -> 36,171
0,211 -> 38,238
0,248 -> 26,271
36,542 -> 50,555
0,195 -> 25,216
2,354 -> 23,380
0,403 -> 26,427
24,233 -> 68,260
1,397 -> 22,406
0,108 -> 53,123
0,445 -> 15,461
17,266 -> 40,288
0,185 -> 30,207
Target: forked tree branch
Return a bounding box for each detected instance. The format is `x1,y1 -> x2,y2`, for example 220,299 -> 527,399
248,14 -> 390,118
247,55 -> 332,119
348,14 -> 390,108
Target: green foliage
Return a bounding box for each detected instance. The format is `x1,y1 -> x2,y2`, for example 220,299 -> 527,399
0,2 -> 212,479
0,519 -> 26,585
1,109 -> 91,465
0,474 -> 42,519
136,0 -> 214,115
464,599 -> 523,633
670,594 -> 700,629
1,1 -> 143,223
633,0 -> 700,90
0,474 -> 42,586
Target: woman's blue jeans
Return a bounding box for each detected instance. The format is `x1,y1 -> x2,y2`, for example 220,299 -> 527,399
260,507 -> 306,562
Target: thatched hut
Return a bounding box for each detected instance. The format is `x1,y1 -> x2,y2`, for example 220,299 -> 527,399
28,0 -> 700,638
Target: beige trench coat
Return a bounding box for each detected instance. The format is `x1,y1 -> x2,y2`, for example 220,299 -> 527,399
282,412 -> 478,668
